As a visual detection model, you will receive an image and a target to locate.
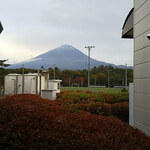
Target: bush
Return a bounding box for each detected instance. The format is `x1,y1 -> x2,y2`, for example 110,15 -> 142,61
111,102 -> 129,122
95,93 -> 115,103
96,93 -> 129,104
113,93 -> 129,103
57,91 -> 129,104
69,104 -> 89,112
87,102 -> 111,116
0,94 -> 150,149
85,91 -> 93,94
56,91 -> 129,121
57,91 -> 93,101
56,98 -> 74,106
76,90 -> 83,93
101,93 -> 115,103
121,88 -> 128,92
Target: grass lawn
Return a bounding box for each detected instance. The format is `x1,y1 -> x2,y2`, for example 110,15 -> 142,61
60,86 -> 124,94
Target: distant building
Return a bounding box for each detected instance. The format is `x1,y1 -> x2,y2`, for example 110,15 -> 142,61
122,1 -> 150,136
4,71 -> 62,100
0,22 -> 3,34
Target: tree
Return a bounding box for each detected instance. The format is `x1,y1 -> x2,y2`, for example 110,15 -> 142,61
72,77 -> 84,87
96,73 -> 107,85
0,60 -> 10,68
0,60 -> 10,89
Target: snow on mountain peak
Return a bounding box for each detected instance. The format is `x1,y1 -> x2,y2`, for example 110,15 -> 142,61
60,44 -> 73,49
52,44 -> 77,53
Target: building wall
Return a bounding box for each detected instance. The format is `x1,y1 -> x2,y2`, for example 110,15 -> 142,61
134,0 -> 150,136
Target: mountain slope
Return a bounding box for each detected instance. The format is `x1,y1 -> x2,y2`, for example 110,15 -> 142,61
9,45 -> 116,70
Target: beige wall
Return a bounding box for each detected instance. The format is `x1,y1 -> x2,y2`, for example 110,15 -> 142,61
134,0 -> 150,136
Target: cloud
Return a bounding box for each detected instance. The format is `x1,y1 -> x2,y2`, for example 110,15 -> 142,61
0,0 -> 133,65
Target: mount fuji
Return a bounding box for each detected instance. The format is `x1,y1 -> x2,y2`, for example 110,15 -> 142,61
8,45 -> 118,70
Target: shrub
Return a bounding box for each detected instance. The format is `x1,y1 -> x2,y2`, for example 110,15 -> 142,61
111,102 -> 129,122
56,92 -> 61,99
76,90 -> 83,93
87,102 -> 111,116
56,98 -> 74,106
121,88 -> 128,92
69,104 -> 89,113
58,91 -> 93,101
56,91 -> 129,121
95,92 -> 129,104
101,93 -> 115,103
85,91 -> 93,94
0,94 -> 150,150
113,93 -> 129,103
57,91 -> 129,104
95,93 -> 115,103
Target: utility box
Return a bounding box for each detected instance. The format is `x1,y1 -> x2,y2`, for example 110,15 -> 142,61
47,80 -> 62,92
41,90 -> 57,100
4,73 -> 48,95
41,80 -> 62,100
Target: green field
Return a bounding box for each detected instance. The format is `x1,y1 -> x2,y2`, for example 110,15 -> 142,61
60,87 -> 125,94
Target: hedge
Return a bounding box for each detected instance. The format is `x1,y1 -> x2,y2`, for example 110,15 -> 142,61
0,94 -> 150,150
57,91 -> 129,104
111,102 -> 129,122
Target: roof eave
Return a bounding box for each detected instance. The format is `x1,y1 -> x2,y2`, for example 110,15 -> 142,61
122,8 -> 133,39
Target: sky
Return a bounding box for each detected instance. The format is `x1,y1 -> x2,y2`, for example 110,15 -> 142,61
0,0 -> 133,66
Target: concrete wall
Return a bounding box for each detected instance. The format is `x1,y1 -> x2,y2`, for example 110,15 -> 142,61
134,0 -> 150,136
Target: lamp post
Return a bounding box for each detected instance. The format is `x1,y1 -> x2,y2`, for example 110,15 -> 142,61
107,70 -> 111,88
85,46 -> 95,90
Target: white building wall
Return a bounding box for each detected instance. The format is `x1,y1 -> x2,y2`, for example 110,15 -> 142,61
134,0 -> 150,136
4,75 -> 17,95
4,74 -> 46,95
41,76 -> 46,90
17,76 -> 23,94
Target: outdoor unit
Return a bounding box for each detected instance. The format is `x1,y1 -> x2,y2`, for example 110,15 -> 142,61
41,80 -> 62,100
4,73 -> 48,95
47,80 -> 61,93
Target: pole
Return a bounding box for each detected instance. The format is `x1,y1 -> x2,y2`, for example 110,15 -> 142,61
88,47 -> 90,90
108,70 -> 111,88
125,64 -> 128,89
85,46 -> 95,90
85,46 -> 95,91
54,64 -> 55,80
22,64 -> 24,94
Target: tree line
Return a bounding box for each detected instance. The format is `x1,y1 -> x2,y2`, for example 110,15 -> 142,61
0,62 -> 133,88
48,65 -> 133,87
